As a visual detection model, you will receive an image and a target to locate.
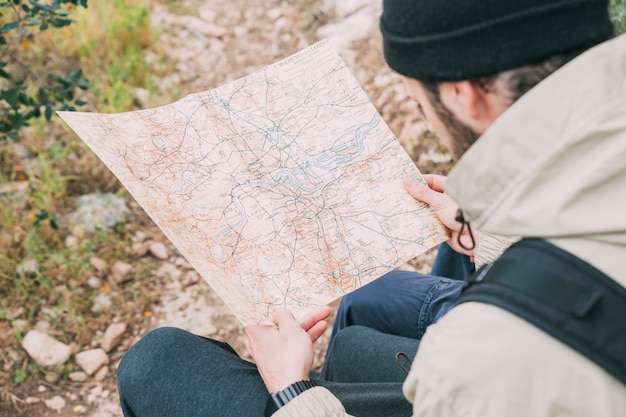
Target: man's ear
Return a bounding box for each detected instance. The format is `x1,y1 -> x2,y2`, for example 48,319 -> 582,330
454,81 -> 483,119
440,81 -> 499,133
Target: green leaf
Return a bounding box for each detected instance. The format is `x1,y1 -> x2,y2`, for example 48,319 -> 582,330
48,72 -> 70,87
50,18 -> 72,28
77,78 -> 89,90
0,21 -> 18,33
69,69 -> 83,84
74,99 -> 87,106
38,88 -> 48,103
3,88 -> 19,108
7,112 -> 24,129
14,369 -> 27,384
44,105 -> 52,120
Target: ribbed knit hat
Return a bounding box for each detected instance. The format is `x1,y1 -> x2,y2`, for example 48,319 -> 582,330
381,0 -> 614,82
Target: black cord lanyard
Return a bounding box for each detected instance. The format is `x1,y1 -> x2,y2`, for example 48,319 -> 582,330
455,209 -> 476,251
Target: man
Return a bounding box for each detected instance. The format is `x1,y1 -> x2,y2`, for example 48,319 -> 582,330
117,0 -> 626,416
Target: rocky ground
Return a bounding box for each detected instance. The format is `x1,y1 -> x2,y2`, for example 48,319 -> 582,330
4,0 -> 453,416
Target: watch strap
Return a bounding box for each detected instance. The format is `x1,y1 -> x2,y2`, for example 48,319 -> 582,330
264,380 -> 317,416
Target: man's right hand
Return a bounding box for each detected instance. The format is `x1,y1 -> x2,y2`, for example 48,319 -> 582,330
404,174 -> 479,258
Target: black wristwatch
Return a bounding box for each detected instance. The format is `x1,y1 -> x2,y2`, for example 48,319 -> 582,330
264,379 -> 317,416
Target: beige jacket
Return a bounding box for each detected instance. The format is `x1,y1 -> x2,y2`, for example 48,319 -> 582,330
277,34 -> 626,417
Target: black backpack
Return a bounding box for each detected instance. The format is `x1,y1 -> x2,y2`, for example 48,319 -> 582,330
456,238 -> 626,385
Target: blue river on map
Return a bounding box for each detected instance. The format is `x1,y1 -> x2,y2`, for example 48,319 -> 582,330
210,109 -> 382,263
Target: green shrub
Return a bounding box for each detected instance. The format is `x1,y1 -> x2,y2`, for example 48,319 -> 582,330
0,0 -> 90,141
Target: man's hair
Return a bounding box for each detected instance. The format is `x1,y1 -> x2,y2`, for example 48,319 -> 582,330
419,49 -> 586,158
422,51 -> 579,107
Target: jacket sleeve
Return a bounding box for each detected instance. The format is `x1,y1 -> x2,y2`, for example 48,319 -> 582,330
474,233 -> 519,269
273,387 -> 354,417
403,372 -> 460,417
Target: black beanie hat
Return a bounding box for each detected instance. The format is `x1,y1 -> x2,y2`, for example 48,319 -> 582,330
381,0 -> 615,82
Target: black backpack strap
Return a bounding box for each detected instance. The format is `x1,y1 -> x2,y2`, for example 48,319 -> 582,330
457,238 -> 626,385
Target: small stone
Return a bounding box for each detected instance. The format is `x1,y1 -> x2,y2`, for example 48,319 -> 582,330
75,348 -> 109,376
132,231 -> 147,242
16,258 -> 39,277
90,385 -> 103,397
101,322 -> 127,352
66,193 -> 129,231
233,26 -> 248,37
93,365 -> 109,382
45,371 -> 61,383
203,23 -> 228,38
266,7 -> 282,19
71,225 -> 86,238
69,371 -> 88,382
148,242 -> 169,260
25,397 -> 40,404
6,307 -> 24,319
44,395 -> 66,412
87,276 -> 102,289
174,257 -> 187,267
132,241 -> 150,257
134,88 -> 150,108
90,257 -> 108,273
91,293 -> 113,314
22,330 -> 71,367
65,235 -> 79,248
38,385 -> 47,392
35,321 -> 51,331
40,307 -> 57,319
157,263 -> 183,281
12,319 -> 28,333
110,261 -> 133,284
182,271 -> 200,287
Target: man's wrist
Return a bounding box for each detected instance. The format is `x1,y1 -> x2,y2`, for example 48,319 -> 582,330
264,379 -> 317,417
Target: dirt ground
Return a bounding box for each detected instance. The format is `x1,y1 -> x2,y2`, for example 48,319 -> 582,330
3,0 -> 453,416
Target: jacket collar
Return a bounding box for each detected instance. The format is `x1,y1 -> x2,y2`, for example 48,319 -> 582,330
445,35 -> 626,243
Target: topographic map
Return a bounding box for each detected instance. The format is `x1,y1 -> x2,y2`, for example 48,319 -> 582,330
59,40 -> 447,325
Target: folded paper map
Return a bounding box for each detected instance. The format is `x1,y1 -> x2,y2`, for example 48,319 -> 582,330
59,39 -> 448,325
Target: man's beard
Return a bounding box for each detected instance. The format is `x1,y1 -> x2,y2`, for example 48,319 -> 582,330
423,85 -> 481,159
431,97 -> 480,159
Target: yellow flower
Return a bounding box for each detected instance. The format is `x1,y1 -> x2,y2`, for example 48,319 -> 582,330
21,40 -> 31,51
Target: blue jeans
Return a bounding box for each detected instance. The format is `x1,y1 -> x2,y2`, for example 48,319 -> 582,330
118,326 -> 414,417
117,243 -> 473,417
328,242 -> 473,347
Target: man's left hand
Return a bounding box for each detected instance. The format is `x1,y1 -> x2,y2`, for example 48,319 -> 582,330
245,307 -> 330,393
